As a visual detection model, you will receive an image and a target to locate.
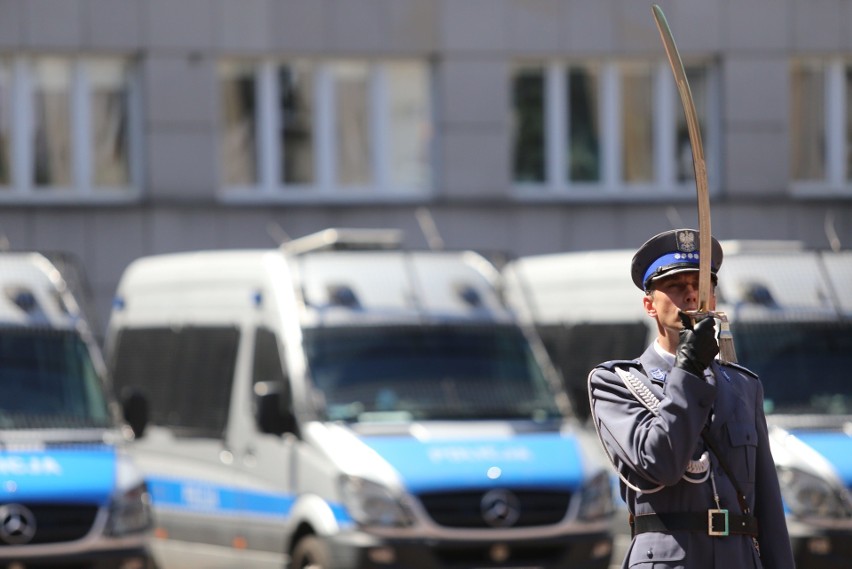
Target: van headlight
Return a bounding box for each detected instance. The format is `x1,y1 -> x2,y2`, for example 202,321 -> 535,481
105,481 -> 153,536
340,476 -> 412,527
577,471 -> 615,521
777,466 -> 852,519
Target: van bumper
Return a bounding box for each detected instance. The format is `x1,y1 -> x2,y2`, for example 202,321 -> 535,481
790,533 -> 852,569
325,531 -> 613,569
0,546 -> 154,569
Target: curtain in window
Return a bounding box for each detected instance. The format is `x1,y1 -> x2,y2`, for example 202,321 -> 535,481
621,63 -> 653,183
387,61 -> 431,191
845,68 -> 852,181
512,66 -> 546,183
219,60 -> 257,186
90,59 -> 130,188
790,61 -> 825,181
568,66 -> 600,182
333,62 -> 371,187
0,60 -> 11,187
280,61 -> 315,185
32,58 -> 72,188
676,67 -> 708,183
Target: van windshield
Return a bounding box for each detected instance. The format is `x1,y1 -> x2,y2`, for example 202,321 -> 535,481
0,326 -> 112,429
732,320 -> 852,415
302,325 -> 563,423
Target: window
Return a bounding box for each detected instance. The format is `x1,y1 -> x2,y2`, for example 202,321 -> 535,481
0,55 -> 139,200
251,327 -> 286,387
218,58 -> 433,199
511,59 -> 719,197
789,58 -> 852,194
110,327 -> 239,438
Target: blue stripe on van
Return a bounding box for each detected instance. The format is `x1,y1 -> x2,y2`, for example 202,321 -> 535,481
146,477 -> 353,524
360,432 -> 584,494
0,447 -> 116,505
789,431 -> 852,487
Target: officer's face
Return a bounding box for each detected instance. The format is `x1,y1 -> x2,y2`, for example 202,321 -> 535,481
644,271 -> 716,330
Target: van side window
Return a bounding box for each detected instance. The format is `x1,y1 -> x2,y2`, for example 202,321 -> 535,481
251,327 -> 296,436
111,326 -> 239,438
252,328 -> 287,386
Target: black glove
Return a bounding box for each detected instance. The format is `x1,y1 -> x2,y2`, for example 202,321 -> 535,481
674,313 -> 719,378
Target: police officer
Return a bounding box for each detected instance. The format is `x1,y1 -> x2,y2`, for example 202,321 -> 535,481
587,229 -> 794,569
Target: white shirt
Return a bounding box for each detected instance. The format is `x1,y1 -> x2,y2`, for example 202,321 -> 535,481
653,339 -> 715,385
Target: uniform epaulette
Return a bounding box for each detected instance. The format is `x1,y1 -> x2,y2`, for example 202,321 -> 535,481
719,360 -> 759,379
596,359 -> 640,371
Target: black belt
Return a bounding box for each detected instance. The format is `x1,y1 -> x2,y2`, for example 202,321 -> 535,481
631,511 -> 759,537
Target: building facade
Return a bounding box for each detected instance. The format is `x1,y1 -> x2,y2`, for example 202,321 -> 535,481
0,0 -> 851,332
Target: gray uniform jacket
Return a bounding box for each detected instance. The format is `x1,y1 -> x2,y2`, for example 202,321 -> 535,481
588,343 -> 795,569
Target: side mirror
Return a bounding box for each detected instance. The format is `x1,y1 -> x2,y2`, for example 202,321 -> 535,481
254,381 -> 297,436
121,389 -> 149,438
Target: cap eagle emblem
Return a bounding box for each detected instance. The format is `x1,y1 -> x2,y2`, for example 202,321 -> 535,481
676,230 -> 697,253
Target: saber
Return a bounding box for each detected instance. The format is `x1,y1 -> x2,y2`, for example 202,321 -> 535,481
651,4 -> 737,362
652,5 -> 711,311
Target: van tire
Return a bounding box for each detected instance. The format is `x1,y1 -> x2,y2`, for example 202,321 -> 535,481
291,535 -> 331,569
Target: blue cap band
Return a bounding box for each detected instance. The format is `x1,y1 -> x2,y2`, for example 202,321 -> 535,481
642,251 -> 702,287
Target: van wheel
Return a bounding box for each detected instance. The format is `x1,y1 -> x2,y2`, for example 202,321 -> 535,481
291,535 -> 331,569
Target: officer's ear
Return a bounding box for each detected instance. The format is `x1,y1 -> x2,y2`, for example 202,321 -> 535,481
643,290 -> 657,317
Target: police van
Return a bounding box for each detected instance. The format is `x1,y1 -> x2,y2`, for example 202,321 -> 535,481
0,252 -> 152,567
503,239 -> 852,568
104,228 -> 615,569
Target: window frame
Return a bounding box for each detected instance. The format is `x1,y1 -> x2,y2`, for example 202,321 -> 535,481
0,54 -> 141,204
511,58 -> 721,201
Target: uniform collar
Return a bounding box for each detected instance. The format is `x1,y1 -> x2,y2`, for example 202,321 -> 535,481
649,338 -> 718,385
640,342 -> 673,384
653,339 -> 675,367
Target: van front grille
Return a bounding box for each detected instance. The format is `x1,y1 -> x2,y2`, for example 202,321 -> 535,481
418,489 -> 571,528
0,503 -> 99,546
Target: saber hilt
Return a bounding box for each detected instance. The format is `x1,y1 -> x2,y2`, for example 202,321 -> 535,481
682,309 -> 739,364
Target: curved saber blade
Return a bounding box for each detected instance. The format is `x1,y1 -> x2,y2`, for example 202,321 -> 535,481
652,5 -> 737,362
651,4 -> 711,313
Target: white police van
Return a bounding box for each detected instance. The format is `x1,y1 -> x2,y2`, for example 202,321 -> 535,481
0,252 -> 152,567
104,228 -> 615,569
503,240 -> 852,568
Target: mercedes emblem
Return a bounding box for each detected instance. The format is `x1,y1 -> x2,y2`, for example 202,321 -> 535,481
480,489 -> 520,527
0,504 -> 37,545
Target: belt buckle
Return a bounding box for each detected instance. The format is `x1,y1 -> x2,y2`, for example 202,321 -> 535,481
708,509 -> 729,536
